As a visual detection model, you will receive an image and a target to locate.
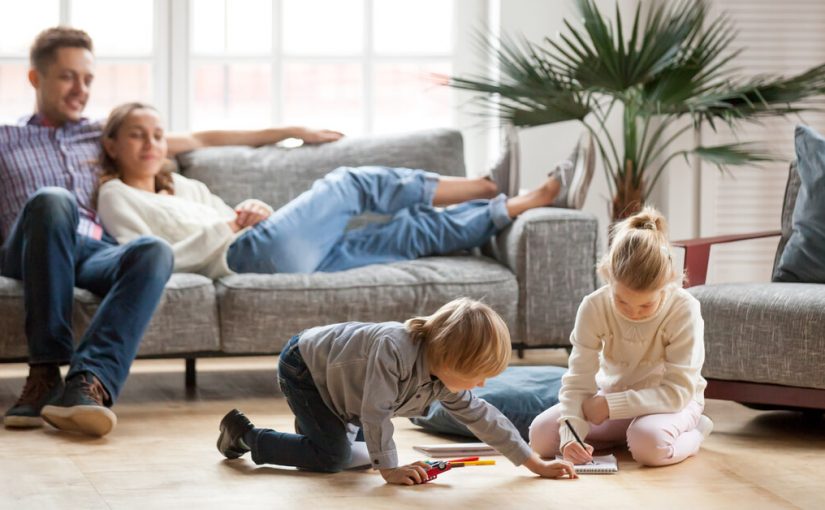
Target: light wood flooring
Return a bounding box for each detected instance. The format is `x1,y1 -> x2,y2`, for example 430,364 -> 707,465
1,351 -> 823,510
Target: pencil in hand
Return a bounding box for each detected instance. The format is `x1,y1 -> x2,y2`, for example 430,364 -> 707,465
564,419 -> 594,464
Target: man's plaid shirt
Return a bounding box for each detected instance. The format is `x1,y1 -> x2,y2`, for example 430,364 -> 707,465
0,114 -> 104,243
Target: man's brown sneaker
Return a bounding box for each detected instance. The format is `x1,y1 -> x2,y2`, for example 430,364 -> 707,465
3,364 -> 63,429
41,372 -> 117,437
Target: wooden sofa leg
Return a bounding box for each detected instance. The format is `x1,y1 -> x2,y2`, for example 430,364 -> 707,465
185,358 -> 197,389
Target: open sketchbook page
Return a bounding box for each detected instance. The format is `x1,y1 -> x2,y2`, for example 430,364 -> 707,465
413,443 -> 500,458
556,454 -> 618,474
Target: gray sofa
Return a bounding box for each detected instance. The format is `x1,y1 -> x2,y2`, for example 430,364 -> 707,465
0,129 -> 599,385
675,161 -> 825,410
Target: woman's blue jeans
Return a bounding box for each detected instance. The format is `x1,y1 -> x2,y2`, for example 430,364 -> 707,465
226,166 -> 511,274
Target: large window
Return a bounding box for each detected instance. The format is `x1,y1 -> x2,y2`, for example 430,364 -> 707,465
0,0 -> 467,137
188,0 -> 454,134
0,0 -> 157,123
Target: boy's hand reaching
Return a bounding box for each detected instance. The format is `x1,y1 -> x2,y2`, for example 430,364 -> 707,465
523,453 -> 578,479
380,461 -> 432,485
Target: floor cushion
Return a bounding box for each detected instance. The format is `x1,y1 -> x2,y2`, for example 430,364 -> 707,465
410,365 -> 565,441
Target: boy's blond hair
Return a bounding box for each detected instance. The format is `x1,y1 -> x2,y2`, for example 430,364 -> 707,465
598,206 -> 683,291
405,298 -> 511,377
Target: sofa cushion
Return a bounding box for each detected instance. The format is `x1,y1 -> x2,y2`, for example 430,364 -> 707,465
689,282 -> 825,389
73,273 -> 221,356
1,273 -> 220,359
216,255 -> 518,354
409,365 -> 565,441
774,125 -> 825,283
176,128 -> 466,210
0,276 -> 27,359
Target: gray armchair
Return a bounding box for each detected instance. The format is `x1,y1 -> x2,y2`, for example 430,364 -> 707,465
674,161 -> 825,410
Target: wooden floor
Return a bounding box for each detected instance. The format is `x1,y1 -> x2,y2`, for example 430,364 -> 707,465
1,352 -> 824,510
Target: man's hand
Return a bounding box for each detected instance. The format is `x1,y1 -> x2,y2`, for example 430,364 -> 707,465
292,127 -> 344,145
561,441 -> 594,465
582,395 -> 610,425
379,461 -> 432,485
523,453 -> 578,479
234,199 -> 273,229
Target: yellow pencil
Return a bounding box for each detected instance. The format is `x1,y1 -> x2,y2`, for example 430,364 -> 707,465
450,460 -> 496,467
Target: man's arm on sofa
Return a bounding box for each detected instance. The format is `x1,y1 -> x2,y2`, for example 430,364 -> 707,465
672,230 -> 781,287
486,208 -> 599,347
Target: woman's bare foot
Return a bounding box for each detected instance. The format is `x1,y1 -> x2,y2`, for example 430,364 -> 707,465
505,174 -> 561,218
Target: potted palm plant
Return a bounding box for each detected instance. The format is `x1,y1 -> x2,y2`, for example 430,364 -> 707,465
449,0 -> 825,220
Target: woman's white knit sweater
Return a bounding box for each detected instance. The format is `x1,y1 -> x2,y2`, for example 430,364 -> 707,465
557,284 -> 706,448
96,174 -> 245,279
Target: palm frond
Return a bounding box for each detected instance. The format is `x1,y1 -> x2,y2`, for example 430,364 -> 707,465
682,64 -> 825,125
447,32 -> 592,126
692,142 -> 778,166
641,7 -> 740,107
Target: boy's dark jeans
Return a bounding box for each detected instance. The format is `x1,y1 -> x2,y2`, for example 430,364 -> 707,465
248,335 -> 354,472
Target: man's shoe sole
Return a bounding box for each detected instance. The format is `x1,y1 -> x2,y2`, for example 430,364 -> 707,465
41,404 -> 117,437
3,414 -> 44,428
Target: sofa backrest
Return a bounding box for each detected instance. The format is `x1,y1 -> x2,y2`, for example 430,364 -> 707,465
175,128 -> 466,210
773,160 -> 801,273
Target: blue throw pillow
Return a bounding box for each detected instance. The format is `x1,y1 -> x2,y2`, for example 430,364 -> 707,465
410,365 -> 564,441
775,125 -> 825,283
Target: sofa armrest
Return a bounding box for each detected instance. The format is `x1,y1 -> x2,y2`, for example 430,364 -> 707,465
485,208 -> 599,346
673,230 -> 781,287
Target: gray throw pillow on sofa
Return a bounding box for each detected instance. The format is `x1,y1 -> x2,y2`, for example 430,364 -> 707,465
774,125 -> 825,283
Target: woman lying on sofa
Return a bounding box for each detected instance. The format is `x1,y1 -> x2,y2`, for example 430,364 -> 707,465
95,102 -> 591,279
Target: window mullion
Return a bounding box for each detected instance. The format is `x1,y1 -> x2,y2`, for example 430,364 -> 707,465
272,0 -> 282,126
154,0 -> 171,124
170,0 -> 190,131
60,0 -> 71,24
363,0 -> 373,134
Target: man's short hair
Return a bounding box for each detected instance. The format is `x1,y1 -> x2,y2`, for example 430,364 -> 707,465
30,26 -> 93,73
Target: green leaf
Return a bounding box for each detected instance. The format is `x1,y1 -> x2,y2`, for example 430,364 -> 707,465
692,143 -> 778,166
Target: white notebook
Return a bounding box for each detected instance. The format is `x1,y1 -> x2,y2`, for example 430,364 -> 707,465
413,442 -> 500,458
556,454 -> 618,474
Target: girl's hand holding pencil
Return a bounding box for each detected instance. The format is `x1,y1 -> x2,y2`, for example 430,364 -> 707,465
562,419 -> 595,464
562,441 -> 595,465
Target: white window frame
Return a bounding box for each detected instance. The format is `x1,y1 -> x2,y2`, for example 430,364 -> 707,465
1,0 -> 491,164
175,0 -> 481,135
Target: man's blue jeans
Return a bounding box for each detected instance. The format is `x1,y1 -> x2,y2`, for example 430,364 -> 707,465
226,166 -> 512,274
247,335 -> 355,472
0,187 -> 173,402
